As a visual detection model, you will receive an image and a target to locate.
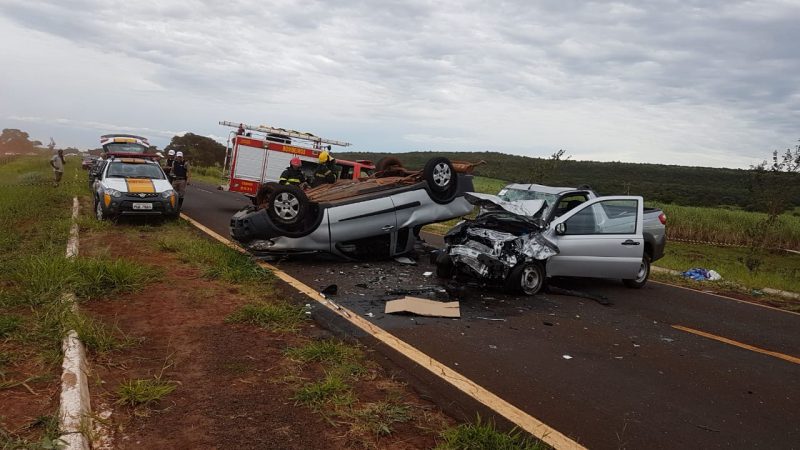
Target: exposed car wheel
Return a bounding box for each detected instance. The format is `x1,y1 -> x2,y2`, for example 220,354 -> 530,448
506,261 -> 545,296
266,184 -> 308,226
424,157 -> 458,201
95,197 -> 106,221
376,156 -> 404,172
435,252 -> 454,278
623,255 -> 651,289
255,182 -> 278,207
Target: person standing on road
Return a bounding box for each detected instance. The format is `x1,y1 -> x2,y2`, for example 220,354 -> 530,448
163,149 -> 176,183
279,157 -> 308,188
171,151 -> 190,208
312,149 -> 337,187
50,149 -> 64,187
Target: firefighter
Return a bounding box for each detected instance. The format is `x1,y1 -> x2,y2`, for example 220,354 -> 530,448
171,151 -> 190,208
279,157 -> 308,188
163,149 -> 176,183
312,150 -> 337,187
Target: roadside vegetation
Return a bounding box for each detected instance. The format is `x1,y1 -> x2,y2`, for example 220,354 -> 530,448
0,156 -> 157,447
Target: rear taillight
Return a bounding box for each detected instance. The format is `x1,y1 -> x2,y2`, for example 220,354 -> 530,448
658,212 -> 667,225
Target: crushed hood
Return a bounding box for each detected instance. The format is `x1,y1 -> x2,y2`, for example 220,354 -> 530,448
465,192 -> 546,218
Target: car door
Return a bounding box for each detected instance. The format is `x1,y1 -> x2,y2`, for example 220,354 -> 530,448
546,196 -> 644,279
327,197 -> 397,254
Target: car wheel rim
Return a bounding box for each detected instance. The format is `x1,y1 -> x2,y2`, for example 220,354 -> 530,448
273,192 -> 300,220
96,201 -> 103,220
432,163 -> 451,187
635,260 -> 648,282
521,265 -> 540,294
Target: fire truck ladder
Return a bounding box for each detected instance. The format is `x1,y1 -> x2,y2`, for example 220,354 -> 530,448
219,121 -> 351,147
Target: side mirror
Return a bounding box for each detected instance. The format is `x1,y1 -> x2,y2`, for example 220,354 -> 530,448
555,222 -> 567,235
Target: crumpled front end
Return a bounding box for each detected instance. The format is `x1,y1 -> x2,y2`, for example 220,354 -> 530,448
443,195 -> 559,281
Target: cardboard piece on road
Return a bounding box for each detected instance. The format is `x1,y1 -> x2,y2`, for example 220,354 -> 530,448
385,296 -> 460,318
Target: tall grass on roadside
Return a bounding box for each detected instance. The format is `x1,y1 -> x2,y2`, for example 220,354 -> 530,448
226,301 -> 307,332
156,228 -> 273,286
436,416 -> 547,450
656,203 -> 800,250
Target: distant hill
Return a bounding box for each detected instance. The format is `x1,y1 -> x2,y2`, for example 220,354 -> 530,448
336,151 -> 800,209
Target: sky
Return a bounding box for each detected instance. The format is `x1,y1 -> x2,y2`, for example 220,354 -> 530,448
1,0 -> 799,169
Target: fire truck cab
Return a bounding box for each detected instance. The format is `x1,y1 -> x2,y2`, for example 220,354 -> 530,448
219,121 -> 374,200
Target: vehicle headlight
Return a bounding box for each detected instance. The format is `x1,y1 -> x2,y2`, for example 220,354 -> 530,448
105,188 -> 122,198
161,189 -> 175,198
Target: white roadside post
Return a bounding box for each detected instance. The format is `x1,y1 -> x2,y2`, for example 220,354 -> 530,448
59,197 -> 92,450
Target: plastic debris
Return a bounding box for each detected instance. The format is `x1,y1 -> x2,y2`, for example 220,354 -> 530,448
681,268 -> 722,281
365,312 -> 374,318
489,345 -> 497,349
562,355 -> 573,360
394,256 -> 416,265
423,271 -> 433,277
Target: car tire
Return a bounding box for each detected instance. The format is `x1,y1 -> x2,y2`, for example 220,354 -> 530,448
623,255 -> 651,289
423,157 -> 458,201
435,252 -> 454,278
266,184 -> 308,226
94,197 -> 106,221
376,156 -> 404,172
505,261 -> 545,296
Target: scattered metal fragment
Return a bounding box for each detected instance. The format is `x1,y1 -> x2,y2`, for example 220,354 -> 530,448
475,316 -> 507,322
394,256 -> 416,265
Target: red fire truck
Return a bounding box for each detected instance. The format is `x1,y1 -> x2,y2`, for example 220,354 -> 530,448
219,121 -> 374,201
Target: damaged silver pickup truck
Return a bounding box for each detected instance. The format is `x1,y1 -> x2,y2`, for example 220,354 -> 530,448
436,185 -> 667,295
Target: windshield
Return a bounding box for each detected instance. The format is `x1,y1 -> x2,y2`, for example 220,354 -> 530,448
106,162 -> 165,179
103,143 -> 148,154
498,188 -> 558,216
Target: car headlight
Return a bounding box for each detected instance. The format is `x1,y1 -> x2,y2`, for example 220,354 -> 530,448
161,189 -> 175,198
105,188 -> 122,198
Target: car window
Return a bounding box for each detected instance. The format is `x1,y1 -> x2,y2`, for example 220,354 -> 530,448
564,199 -> 637,235
553,194 -> 588,218
106,162 -> 165,179
338,165 -> 354,180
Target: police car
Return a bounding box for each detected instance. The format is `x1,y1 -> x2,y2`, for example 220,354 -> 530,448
93,157 -> 179,220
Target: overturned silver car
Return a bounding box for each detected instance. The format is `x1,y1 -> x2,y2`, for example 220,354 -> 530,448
437,191 -> 662,295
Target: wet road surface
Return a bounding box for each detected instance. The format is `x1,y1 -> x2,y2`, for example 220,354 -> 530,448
183,182 -> 800,449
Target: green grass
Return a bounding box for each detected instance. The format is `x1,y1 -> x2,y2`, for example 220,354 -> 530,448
436,417 -> 547,450
156,225 -> 273,286
285,339 -> 361,365
293,372 -> 354,408
116,378 -> 177,407
349,401 -> 412,436
191,165 -> 225,186
0,315 -> 21,338
655,203 -> 800,250
655,242 -> 800,295
226,301 -> 307,332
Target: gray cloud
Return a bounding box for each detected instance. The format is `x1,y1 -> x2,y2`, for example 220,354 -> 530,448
1,0 -> 798,167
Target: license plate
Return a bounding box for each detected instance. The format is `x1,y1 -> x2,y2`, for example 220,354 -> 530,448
132,203 -> 153,210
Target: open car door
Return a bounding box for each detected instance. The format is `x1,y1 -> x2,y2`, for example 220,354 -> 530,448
546,196 -> 644,280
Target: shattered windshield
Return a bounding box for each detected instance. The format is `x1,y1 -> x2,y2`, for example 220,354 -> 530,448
498,188 -> 558,217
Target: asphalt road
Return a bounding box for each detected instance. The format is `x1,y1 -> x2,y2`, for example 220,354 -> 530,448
183,182 -> 800,449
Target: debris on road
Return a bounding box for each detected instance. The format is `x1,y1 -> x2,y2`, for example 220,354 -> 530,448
385,297 -> 460,318
394,256 -> 416,265
681,268 -> 722,281
474,316 -> 506,322
320,284 -> 338,296
562,355 -> 573,360
386,286 -> 447,296
423,271 -> 433,277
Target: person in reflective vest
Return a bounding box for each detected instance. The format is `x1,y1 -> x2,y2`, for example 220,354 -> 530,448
279,157 -> 308,188
163,149 -> 176,183
312,150 -> 337,187
171,151 -> 190,207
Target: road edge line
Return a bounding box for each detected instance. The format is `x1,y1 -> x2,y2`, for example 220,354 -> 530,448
672,325 -> 800,365
59,197 -> 91,450
180,213 -> 586,450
